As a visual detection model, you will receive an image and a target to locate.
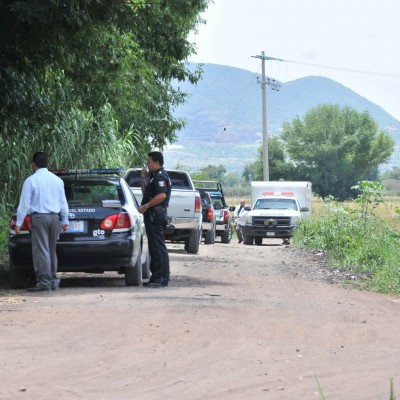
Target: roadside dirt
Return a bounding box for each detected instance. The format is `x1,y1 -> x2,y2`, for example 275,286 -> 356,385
1,240 -> 400,400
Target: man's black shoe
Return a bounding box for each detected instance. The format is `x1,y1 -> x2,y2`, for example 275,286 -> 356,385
238,239 -> 243,243
26,286 -> 51,292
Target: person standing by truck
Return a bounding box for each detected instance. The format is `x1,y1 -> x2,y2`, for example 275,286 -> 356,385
234,199 -> 247,243
137,151 -> 171,287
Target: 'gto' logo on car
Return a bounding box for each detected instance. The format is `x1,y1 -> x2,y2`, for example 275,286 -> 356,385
93,229 -> 105,237
69,213 -> 75,219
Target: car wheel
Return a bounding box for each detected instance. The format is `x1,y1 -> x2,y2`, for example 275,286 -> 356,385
204,227 -> 216,245
187,229 -> 200,254
221,223 -> 232,244
141,247 -> 151,280
8,260 -> 32,289
125,247 -> 142,286
255,237 -> 263,246
243,235 -> 254,245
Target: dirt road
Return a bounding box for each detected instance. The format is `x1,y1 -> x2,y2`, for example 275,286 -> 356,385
1,241 -> 400,400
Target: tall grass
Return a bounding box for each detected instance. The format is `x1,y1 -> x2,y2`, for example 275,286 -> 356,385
293,182 -> 400,294
0,102 -> 145,264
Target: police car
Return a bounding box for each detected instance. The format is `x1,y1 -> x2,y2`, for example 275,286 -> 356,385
8,168 -> 150,288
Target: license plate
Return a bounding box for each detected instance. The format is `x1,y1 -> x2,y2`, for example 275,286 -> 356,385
68,220 -> 85,233
266,232 -> 275,237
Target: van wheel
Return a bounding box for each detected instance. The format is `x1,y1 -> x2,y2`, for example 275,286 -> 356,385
8,261 -> 32,289
243,236 -> 254,245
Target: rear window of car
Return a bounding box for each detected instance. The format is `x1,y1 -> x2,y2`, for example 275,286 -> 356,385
125,169 -> 191,190
64,181 -> 121,206
210,193 -> 226,208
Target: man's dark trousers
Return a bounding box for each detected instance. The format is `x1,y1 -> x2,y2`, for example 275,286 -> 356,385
144,208 -> 170,284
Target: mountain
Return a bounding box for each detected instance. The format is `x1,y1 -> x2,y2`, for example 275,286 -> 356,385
164,63 -> 400,173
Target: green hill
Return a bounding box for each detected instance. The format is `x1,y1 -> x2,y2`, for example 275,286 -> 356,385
164,63 -> 400,173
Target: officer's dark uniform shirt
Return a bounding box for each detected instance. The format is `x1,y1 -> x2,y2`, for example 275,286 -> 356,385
141,167 -> 171,208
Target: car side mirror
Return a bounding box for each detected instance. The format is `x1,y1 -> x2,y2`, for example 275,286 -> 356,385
229,206 -> 235,212
244,206 -> 251,211
300,207 -> 309,212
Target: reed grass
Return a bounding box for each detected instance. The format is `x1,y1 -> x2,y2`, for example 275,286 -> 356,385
293,192 -> 400,295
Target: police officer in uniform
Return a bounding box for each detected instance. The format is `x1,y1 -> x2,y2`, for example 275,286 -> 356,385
138,151 -> 171,287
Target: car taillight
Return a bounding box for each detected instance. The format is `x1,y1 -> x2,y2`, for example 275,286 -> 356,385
10,216 -> 31,231
195,195 -> 202,213
223,210 -> 230,223
207,208 -> 214,222
10,217 -> 17,231
100,213 -> 131,230
10,216 -> 16,230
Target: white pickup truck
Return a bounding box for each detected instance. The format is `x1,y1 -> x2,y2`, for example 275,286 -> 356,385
242,181 -> 312,245
124,168 -> 202,254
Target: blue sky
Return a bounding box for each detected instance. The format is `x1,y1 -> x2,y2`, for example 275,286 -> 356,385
189,0 -> 400,120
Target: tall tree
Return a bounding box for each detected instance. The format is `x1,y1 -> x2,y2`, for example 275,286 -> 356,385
242,137 -> 295,182
281,104 -> 394,199
191,164 -> 227,181
0,0 -> 209,147
0,0 -> 210,205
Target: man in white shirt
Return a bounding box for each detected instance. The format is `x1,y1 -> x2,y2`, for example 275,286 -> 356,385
16,152 -> 69,292
234,199 -> 247,244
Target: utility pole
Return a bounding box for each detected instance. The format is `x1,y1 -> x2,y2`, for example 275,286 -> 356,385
251,51 -> 282,181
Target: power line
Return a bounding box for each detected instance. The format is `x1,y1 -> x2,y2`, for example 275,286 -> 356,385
221,66 -> 261,133
256,55 -> 400,79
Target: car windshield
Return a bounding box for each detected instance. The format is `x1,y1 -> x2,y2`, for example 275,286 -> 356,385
64,181 -> 121,206
254,198 -> 298,210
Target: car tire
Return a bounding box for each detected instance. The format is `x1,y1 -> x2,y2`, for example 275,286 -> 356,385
8,260 -> 32,289
255,237 -> 263,246
204,227 -> 216,245
187,229 -> 200,254
125,247 -> 142,286
243,235 -> 254,245
221,223 -> 232,244
141,247 -> 151,280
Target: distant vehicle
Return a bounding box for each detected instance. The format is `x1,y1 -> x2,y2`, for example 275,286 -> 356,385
197,189 -> 217,245
8,168 -> 150,288
192,180 -> 233,244
124,168 -> 202,254
242,181 -> 312,245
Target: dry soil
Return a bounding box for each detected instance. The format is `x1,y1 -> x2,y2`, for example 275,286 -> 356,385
1,240 -> 400,400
